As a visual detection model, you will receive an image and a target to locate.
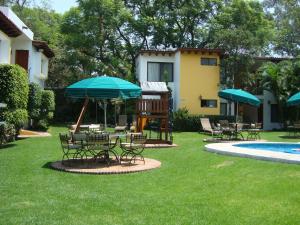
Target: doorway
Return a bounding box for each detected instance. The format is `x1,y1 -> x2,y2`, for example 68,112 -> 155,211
15,50 -> 29,71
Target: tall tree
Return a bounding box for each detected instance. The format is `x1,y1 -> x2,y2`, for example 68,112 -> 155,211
263,0 -> 300,56
151,0 -> 223,48
61,1 -> 133,79
208,0 -> 274,88
256,58 -> 300,121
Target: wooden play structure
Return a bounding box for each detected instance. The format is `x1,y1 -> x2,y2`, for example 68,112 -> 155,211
136,82 -> 173,144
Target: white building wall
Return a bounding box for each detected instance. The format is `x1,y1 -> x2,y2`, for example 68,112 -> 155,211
0,31 -> 11,64
0,6 -> 33,40
0,7 -> 50,89
10,36 -> 31,82
174,51 -> 181,110
263,90 -> 282,130
136,53 -> 176,108
9,37 -> 48,88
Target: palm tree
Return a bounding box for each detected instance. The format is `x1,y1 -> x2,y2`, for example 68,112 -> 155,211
258,59 -> 300,122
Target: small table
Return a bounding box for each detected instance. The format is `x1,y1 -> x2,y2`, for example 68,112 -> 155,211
228,123 -> 246,140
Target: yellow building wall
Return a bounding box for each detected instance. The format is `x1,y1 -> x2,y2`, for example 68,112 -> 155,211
179,52 -> 220,115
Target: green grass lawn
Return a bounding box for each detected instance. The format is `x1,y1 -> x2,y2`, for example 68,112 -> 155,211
1,126 -> 300,225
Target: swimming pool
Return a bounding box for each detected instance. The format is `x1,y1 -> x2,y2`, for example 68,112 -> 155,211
233,143 -> 300,155
205,142 -> 300,164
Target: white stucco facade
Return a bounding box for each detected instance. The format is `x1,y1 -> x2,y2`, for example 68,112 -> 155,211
261,91 -> 282,130
136,53 -> 176,107
0,7 -> 52,89
0,31 -> 11,64
136,51 -> 282,130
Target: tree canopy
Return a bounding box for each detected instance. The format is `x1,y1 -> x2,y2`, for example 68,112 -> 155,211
1,0 -> 299,88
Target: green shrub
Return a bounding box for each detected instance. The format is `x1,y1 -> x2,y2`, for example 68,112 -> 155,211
0,123 -> 15,145
173,108 -> 235,131
3,109 -> 28,132
27,83 -> 42,119
0,64 -> 29,133
41,90 -> 55,116
0,64 -> 29,109
26,86 -> 55,130
36,119 -> 49,131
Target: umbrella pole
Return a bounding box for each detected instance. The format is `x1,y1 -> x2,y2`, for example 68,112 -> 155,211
236,102 -> 238,123
104,100 -> 107,129
96,101 -> 98,123
75,98 -> 89,133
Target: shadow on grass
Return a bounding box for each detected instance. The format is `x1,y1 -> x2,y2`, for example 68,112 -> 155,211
0,143 -> 17,150
42,162 -> 53,169
279,135 -> 300,139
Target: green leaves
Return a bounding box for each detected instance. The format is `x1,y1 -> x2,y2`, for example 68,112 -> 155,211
27,83 -> 55,130
0,64 -> 29,110
264,0 -> 300,56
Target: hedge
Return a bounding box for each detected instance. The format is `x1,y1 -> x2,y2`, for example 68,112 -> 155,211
3,109 -> 28,131
173,108 -> 235,131
0,64 -> 29,133
0,64 -> 29,109
28,83 -> 42,119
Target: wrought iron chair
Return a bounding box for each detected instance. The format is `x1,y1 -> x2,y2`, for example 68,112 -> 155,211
120,133 -> 147,164
247,123 -> 262,140
86,133 -> 115,163
71,132 -> 89,158
59,133 -> 83,164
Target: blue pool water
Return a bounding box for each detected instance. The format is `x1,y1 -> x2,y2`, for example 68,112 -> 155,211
233,143 -> 300,155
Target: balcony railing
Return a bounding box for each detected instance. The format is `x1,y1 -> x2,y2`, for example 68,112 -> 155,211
136,99 -> 168,115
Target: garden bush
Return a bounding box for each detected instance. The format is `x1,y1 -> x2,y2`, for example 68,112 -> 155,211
173,107 -> 235,131
37,90 -> 55,130
0,64 -> 29,133
28,83 -> 42,120
27,84 -> 55,130
41,90 -> 55,116
0,122 -> 15,145
3,109 -> 28,131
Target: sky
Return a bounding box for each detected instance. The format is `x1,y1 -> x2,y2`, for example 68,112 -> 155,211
50,0 -> 77,14
48,0 -> 264,14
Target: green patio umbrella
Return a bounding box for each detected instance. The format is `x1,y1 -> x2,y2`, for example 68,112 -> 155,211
287,92 -> 300,106
65,75 -> 141,130
218,89 -> 261,122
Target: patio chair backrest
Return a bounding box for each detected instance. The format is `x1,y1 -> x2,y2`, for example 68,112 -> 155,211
255,123 -> 262,129
131,133 -> 147,145
72,132 -> 87,142
118,115 -> 127,126
87,133 -> 109,145
200,118 -> 213,132
236,123 -> 244,130
59,133 -> 71,147
219,120 -> 230,128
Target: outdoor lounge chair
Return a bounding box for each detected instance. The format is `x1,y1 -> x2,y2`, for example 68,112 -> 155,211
219,120 -> 230,130
114,115 -> 127,133
200,118 -> 223,138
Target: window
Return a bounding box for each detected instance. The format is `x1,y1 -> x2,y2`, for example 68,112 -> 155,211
220,103 -> 227,115
271,104 -> 280,122
201,99 -> 217,108
147,62 -> 173,82
201,57 -> 217,66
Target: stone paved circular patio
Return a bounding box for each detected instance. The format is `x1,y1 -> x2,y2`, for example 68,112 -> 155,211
50,157 -> 161,175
